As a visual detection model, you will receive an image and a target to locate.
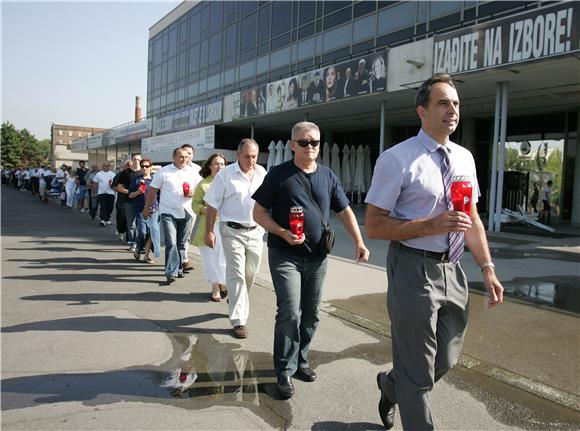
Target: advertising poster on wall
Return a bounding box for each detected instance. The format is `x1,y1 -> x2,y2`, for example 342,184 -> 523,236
231,51 -> 387,119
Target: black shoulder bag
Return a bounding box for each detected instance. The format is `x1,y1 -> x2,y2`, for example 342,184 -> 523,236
295,171 -> 335,255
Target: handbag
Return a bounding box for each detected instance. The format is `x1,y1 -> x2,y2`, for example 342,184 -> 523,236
295,171 -> 335,255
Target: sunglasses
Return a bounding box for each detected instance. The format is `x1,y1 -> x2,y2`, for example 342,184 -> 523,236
141,165 -> 151,168
295,140 -> 320,147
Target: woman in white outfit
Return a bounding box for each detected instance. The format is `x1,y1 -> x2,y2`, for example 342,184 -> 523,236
65,168 -> 77,208
191,153 -> 228,302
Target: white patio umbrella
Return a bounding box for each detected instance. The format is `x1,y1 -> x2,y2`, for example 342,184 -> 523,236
330,143 -> 341,179
274,140 -> 284,166
364,144 -> 372,192
284,139 -> 293,162
267,140 -> 276,171
349,144 -> 357,183
322,142 -> 331,168
341,145 -> 352,193
353,145 -> 365,204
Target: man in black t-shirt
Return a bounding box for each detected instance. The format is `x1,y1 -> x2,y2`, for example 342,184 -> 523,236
114,153 -> 142,251
252,121 -> 370,400
75,161 -> 89,211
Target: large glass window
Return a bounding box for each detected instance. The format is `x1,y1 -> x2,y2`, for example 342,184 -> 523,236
322,23 -> 351,52
168,27 -> 178,58
240,13 -> 257,50
154,37 -> 162,66
271,33 -> 291,51
324,6 -> 352,30
190,12 -> 201,45
167,57 -> 177,83
241,1 -> 257,16
272,1 -> 292,37
430,1 -> 461,19
298,23 -> 315,40
353,14 -> 376,41
209,33 -> 222,65
258,4 -> 271,43
225,24 -> 237,57
210,1 -> 223,34
188,45 -> 200,73
200,39 -> 209,68
378,2 -> 416,34
239,59 -> 256,80
299,1 -> 315,25
178,52 -> 187,79
200,6 -> 209,32
256,54 -> 269,74
324,1 -> 349,16
270,46 -> 291,69
154,65 -> 162,89
297,37 -> 315,60
354,1 -> 376,18
179,19 -> 188,45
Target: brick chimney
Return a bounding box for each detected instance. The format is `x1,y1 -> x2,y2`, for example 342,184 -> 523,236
135,96 -> 142,122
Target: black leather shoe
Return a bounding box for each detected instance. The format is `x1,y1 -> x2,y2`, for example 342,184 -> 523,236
377,373 -> 396,430
177,273 -> 185,278
166,276 -> 176,284
294,365 -> 317,382
277,376 -> 294,399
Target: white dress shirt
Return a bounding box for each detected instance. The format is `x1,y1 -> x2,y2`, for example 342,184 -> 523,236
150,163 -> 201,219
204,161 -> 267,229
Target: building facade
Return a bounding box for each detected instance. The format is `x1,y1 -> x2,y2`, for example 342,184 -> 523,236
79,1 -> 580,226
51,124 -> 106,168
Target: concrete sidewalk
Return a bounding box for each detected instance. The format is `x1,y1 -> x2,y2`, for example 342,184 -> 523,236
2,187 -> 579,430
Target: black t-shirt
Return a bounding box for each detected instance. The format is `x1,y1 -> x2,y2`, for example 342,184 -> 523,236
75,167 -> 88,186
252,161 -> 349,258
116,168 -> 141,203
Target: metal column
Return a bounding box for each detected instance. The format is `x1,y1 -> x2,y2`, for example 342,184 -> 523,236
379,101 -> 386,154
250,123 -> 255,139
488,82 -> 509,232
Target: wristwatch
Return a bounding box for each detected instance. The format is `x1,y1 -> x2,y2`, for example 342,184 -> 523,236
480,262 -> 495,272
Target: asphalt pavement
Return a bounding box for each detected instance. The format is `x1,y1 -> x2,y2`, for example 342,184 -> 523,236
2,186 -> 579,430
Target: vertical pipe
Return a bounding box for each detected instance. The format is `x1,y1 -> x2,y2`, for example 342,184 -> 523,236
304,113 -> 309,121
488,83 -> 502,231
250,122 -> 255,140
494,82 -> 509,232
379,101 -> 386,154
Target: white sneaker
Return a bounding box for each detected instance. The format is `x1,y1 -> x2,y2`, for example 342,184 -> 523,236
105,220 -> 112,225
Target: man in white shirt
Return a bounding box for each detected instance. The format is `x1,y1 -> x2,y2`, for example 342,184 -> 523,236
204,139 -> 267,339
143,147 -> 202,284
179,143 -> 202,272
92,162 -> 116,226
38,166 -> 53,203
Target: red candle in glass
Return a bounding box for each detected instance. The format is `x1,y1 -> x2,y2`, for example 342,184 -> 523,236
289,206 -> 304,236
451,176 -> 473,216
182,182 -> 190,196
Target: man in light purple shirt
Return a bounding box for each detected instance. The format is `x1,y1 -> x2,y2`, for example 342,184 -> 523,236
365,74 -> 504,431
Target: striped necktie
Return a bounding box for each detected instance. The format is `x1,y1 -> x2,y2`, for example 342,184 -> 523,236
438,146 -> 464,264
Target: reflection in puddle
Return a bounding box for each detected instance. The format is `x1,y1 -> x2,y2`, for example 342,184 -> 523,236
470,276 -> 580,314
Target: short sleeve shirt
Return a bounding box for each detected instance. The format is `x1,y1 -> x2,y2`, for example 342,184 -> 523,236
93,171 -> 116,195
75,168 -> 88,186
252,161 -> 349,258
150,163 -> 201,219
204,162 -> 267,227
365,129 -> 479,252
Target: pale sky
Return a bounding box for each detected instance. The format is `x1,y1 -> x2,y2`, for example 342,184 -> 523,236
2,0 -> 179,140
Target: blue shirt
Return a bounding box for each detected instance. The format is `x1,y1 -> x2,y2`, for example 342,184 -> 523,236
129,175 -> 152,214
252,160 -> 349,258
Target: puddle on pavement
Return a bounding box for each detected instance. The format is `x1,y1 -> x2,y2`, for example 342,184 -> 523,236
446,366 -> 580,430
470,276 -> 580,314
488,247 -> 579,262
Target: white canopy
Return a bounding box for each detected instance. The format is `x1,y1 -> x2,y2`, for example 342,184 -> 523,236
274,140 -> 285,166
322,142 -> 331,168
353,145 -> 366,194
284,139 -> 293,162
267,140 -> 276,171
330,143 -> 341,179
341,145 -> 352,193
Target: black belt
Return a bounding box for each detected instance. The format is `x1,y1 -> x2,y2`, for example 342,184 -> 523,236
392,241 -> 449,262
226,221 -> 258,231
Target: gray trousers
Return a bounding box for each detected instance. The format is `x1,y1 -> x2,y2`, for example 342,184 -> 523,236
383,242 -> 469,431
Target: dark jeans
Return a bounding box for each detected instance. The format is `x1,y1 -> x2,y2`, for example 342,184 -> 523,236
268,248 -> 328,379
135,210 -> 149,253
124,202 -> 137,244
97,194 -> 115,222
116,203 -> 127,234
160,212 -> 193,278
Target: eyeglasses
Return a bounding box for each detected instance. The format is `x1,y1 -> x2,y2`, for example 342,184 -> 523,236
295,140 -> 320,147
141,165 -> 151,168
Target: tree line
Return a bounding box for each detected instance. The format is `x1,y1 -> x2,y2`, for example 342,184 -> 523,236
1,122 -> 51,168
